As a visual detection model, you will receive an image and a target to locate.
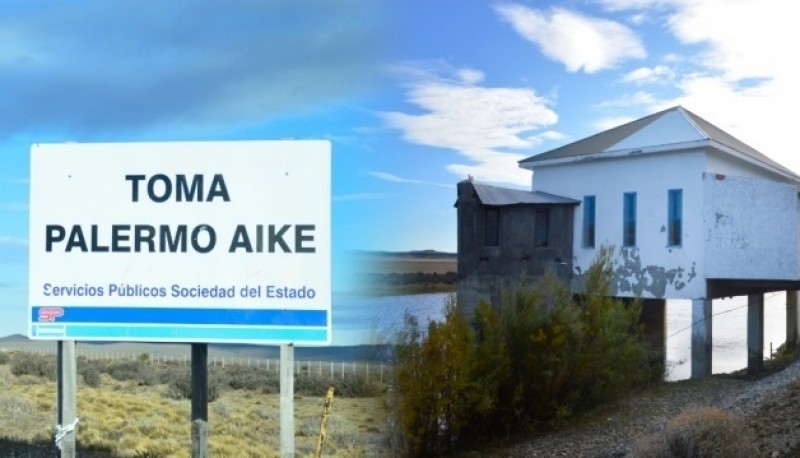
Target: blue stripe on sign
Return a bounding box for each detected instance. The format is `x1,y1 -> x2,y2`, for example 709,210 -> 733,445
31,306 -> 327,326
62,325 -> 328,342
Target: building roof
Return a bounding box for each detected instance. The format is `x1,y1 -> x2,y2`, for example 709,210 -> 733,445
468,182 -> 579,206
519,106 -> 800,182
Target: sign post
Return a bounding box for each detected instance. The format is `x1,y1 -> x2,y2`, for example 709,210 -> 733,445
56,340 -> 77,457
29,141 -> 332,454
280,344 -> 294,458
191,344 -> 208,458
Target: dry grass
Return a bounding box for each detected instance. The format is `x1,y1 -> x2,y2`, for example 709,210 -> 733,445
0,362 -> 389,457
369,257 -> 456,275
351,251 -> 456,276
633,406 -> 757,458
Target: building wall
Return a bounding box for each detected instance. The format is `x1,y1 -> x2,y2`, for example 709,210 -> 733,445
530,149 -> 707,299
705,149 -> 796,183
456,182 -> 574,319
703,173 -> 799,279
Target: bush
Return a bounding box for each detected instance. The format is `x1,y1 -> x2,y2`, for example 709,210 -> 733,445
0,351 -> 9,365
80,363 -> 102,388
166,371 -> 222,402
390,247 -> 658,455
391,295 -> 475,456
216,366 -> 272,391
10,353 -> 55,380
106,360 -> 159,385
634,407 -> 757,457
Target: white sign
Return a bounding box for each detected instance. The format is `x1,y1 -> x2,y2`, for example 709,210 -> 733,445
29,141 -> 331,345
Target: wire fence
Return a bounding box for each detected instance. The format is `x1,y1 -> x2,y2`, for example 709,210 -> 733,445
0,345 -> 393,384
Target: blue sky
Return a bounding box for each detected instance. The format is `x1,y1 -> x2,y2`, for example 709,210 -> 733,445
2,0 -> 799,337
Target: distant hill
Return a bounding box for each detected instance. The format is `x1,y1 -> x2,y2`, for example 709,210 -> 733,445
0,337 -> 391,363
351,250 -> 457,294
354,249 -> 456,260
0,334 -> 29,343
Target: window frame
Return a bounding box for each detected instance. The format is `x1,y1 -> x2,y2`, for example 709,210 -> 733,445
667,189 -> 682,247
582,195 -> 596,248
623,192 -> 637,247
534,207 -> 550,248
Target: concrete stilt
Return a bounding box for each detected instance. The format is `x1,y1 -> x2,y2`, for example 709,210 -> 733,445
691,298 -> 712,378
639,299 -> 666,363
748,294 -> 764,374
787,290 -> 799,350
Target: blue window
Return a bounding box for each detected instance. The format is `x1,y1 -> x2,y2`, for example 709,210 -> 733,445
668,189 -> 682,246
583,196 -> 595,248
623,192 -> 636,247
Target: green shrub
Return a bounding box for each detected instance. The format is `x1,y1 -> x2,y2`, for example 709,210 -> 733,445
166,371 -> 222,402
390,247 -> 658,455
215,366 -> 273,391
10,353 -> 55,380
79,363 -> 102,388
0,351 -> 9,365
391,294 -> 475,456
106,360 -> 160,385
633,407 -> 757,457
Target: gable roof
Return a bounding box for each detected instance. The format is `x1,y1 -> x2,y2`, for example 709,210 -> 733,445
520,106 -> 800,182
466,181 -> 579,206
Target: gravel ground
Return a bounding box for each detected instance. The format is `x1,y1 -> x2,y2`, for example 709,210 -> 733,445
487,357 -> 800,457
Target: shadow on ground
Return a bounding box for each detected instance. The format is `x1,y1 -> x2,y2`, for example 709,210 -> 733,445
0,438 -> 116,457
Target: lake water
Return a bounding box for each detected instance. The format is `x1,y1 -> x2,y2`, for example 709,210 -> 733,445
334,292 -> 790,381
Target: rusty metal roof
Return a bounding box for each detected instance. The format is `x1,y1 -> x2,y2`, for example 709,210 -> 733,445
471,182 -> 579,206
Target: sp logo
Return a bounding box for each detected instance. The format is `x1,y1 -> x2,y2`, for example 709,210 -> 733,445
38,307 -> 64,322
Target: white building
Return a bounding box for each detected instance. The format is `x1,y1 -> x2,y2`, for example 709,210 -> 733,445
516,106 -> 800,377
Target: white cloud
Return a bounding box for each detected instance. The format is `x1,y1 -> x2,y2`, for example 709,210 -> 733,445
524,130 -> 569,146
457,69 -> 485,85
0,236 -> 28,247
596,0 -> 672,11
333,193 -> 388,203
593,116 -> 636,131
595,91 -> 661,109
658,1 -> 800,173
628,12 -> 649,25
382,64 -> 560,186
0,178 -> 29,185
0,203 -> 27,212
593,1 -> 800,174
621,65 -> 675,85
369,171 -> 420,184
0,1 -> 378,138
495,4 -> 646,73
368,171 -> 453,188
539,130 -> 568,141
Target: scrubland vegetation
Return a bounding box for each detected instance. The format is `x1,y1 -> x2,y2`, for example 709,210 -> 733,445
389,248 -> 662,456
0,351 -> 388,457
3,248 -> 731,457
633,406 -> 757,457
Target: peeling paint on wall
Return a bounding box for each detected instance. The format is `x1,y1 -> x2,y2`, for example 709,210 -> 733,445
573,247 -> 696,298
613,248 -> 696,297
